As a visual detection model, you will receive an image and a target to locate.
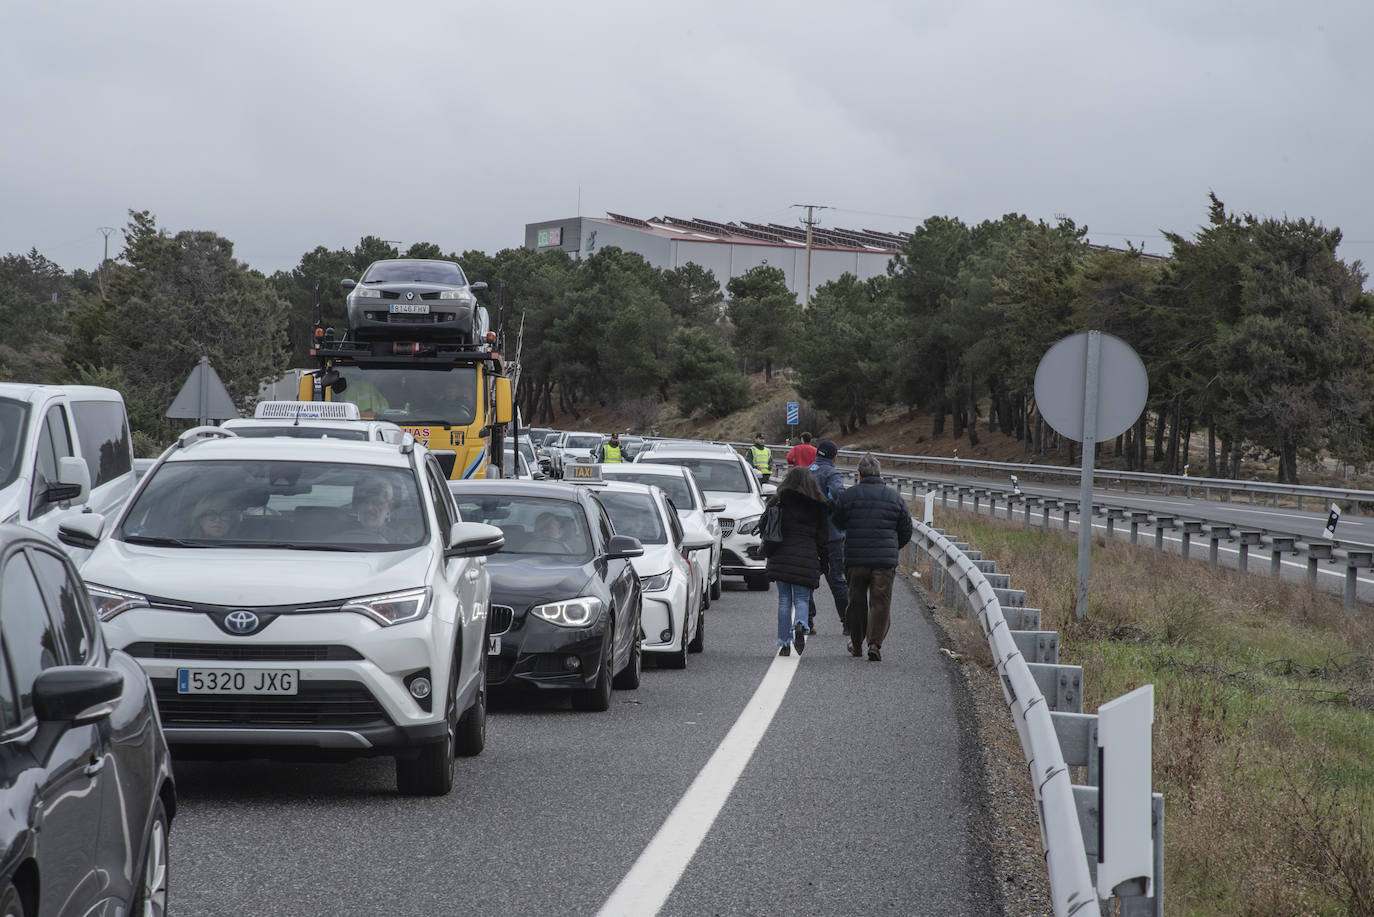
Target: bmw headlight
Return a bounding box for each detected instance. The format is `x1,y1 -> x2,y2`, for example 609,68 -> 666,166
736,515 -> 762,536
352,287 -> 382,299
87,584 -> 149,622
530,596 -> 603,628
437,289 -> 472,302
342,587 -> 431,626
640,571 -> 672,592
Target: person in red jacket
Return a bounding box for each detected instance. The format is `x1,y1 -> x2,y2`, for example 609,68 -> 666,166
785,431 -> 817,468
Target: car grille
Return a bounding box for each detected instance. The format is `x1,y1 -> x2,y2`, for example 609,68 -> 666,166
490,605 -> 515,636
127,642 -> 363,662
152,679 -> 390,729
719,517 -> 735,536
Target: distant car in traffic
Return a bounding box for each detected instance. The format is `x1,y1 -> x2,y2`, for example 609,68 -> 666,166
342,258 -> 489,343
0,524 -> 175,914
448,479 -> 644,711
67,431 -> 505,796
546,432 -> 604,478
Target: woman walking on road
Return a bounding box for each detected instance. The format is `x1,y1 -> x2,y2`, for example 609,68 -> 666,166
764,466 -> 831,656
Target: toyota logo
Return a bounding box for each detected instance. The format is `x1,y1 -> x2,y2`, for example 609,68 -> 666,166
224,610 -> 260,635
406,291 -> 415,301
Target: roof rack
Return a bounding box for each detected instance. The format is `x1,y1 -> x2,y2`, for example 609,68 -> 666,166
176,426 -> 238,449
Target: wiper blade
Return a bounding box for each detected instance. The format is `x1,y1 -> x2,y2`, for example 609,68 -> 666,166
216,540 -> 371,552
122,535 -> 208,548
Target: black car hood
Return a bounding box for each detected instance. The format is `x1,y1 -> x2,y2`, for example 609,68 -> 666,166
485,554 -> 596,609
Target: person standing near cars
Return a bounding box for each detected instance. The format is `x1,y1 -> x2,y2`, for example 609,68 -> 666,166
748,433 -> 773,483
809,440 -> 849,635
598,433 -> 624,463
832,454 -> 912,662
763,467 -> 830,657
785,431 -> 816,468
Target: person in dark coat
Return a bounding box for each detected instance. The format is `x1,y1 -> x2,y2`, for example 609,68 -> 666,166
809,439 -> 849,634
763,466 -> 830,656
832,454 -> 912,662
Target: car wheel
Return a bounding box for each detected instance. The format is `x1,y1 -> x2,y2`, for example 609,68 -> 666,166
572,633 -> 613,711
745,573 -> 769,591
396,664 -> 457,795
613,631 -> 643,688
710,572 -> 722,600
688,605 -> 705,653
455,649 -> 487,757
131,798 -> 169,917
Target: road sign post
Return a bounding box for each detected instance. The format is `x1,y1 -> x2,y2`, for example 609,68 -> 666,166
786,401 -> 799,440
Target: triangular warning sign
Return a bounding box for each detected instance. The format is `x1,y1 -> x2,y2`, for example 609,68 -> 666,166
166,356 -> 241,421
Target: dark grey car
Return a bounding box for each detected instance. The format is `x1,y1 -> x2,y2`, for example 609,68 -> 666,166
342,258 -> 489,343
0,524 -> 175,916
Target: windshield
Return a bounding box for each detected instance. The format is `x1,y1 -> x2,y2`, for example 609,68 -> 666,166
229,425 -> 370,441
0,399 -> 28,490
120,460 -> 427,551
451,493 -> 591,559
566,435 -> 601,450
362,260 -> 467,285
652,457 -> 751,494
334,366 -> 477,425
597,492 -> 667,545
601,470 -> 694,509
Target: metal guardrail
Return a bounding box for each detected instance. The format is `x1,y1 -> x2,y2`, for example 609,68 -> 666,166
909,518 -> 1101,916
725,441 -> 1374,513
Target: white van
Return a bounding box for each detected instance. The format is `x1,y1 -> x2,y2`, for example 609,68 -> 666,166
0,384 -> 138,552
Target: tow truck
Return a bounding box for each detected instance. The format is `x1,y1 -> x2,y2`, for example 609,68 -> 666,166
294,271 -> 515,479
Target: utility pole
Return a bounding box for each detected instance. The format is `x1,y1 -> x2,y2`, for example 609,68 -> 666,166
790,203 -> 829,307
97,226 -> 115,299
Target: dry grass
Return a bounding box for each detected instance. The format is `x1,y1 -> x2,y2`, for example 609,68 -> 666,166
936,508 -> 1374,916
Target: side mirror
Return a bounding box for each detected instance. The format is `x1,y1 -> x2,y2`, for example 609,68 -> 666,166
470,281 -> 489,293
706,501 -> 727,513
761,483 -> 777,497
446,521 -> 505,558
30,666 -> 123,767
341,278 -> 357,290
58,513 -> 106,549
48,457 -> 91,506
684,533 -> 715,552
605,534 -> 643,559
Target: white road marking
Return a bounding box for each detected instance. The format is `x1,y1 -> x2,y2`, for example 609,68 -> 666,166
597,653 -> 801,916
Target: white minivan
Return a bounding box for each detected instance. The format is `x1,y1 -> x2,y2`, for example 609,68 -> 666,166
0,384 -> 138,553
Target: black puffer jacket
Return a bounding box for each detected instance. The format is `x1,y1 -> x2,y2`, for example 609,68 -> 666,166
832,476 -> 913,568
763,489 -> 830,588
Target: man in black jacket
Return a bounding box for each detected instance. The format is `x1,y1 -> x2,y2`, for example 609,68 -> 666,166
832,454 -> 912,661
809,440 -> 849,634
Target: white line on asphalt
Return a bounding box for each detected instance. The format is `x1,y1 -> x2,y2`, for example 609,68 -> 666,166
596,653 -> 801,917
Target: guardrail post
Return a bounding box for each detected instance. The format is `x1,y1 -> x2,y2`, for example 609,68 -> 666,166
1023,496 -> 1039,530
1129,511 -> 1150,545
956,487 -> 966,511
1152,516 -> 1175,553
1178,521 -> 1204,561
1236,531 -> 1264,574
1268,536 -> 1295,576
1343,551 -> 1373,610
1305,543 -> 1333,586
1062,501 -> 1077,531
1011,630 -> 1060,664
1027,662 -> 1083,712
987,490 -> 997,517
1104,508 -> 1124,541
1208,525 -> 1232,567
1042,499 -> 1055,532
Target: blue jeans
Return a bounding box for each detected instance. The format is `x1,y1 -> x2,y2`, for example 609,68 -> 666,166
776,581 -> 813,645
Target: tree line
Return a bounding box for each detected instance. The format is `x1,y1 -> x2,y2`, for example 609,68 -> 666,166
2,194 -> 1370,482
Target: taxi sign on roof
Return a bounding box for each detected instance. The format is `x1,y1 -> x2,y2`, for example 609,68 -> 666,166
565,463 -> 603,483
254,401 -> 361,421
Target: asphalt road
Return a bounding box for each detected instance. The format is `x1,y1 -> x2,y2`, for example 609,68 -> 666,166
169,577 -> 1000,916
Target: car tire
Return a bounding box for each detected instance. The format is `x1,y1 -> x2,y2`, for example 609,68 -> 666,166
613,633 -> 643,688
710,573 -> 722,601
131,798 -> 170,917
745,573 -> 769,591
688,605 -> 705,653
572,635 -> 614,712
396,665 -> 457,795
455,650 -> 487,757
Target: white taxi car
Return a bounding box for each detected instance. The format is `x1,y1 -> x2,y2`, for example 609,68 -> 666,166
221,400 -> 404,441
60,429 -> 504,796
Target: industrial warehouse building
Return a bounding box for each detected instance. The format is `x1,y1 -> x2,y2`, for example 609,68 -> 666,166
523,213 -> 906,302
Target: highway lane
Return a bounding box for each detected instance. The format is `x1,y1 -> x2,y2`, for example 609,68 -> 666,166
169,578 -> 999,916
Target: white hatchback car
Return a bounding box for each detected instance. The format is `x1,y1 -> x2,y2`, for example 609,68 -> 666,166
635,444 -> 772,590
61,431 -> 505,796
592,481 -> 712,668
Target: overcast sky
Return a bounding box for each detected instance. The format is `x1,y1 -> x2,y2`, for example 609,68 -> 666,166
4,0 -> 1373,281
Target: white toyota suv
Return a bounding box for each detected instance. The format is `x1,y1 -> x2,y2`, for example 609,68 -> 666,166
635,443 -> 772,590
60,430 -> 505,796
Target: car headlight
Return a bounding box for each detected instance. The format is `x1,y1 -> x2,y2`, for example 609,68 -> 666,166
640,571 -> 672,592
87,584 -> 150,622
736,514 -> 761,536
437,289 -> 472,301
530,596 -> 603,628
352,288 -> 382,299
342,587 -> 431,626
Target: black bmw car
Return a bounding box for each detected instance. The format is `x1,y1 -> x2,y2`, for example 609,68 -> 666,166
0,524 -> 175,915
448,481 -> 644,711
342,258 -> 489,343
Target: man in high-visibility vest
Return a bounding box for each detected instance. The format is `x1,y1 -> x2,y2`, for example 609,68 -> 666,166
598,433 -> 624,463
748,433 -> 773,483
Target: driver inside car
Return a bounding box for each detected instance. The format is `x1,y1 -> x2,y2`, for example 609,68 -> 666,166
352,478 -> 397,537
189,494 -> 240,539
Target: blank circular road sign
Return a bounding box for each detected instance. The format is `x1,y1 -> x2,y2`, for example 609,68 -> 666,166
1034,332 -> 1148,442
